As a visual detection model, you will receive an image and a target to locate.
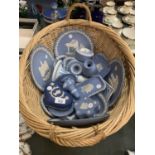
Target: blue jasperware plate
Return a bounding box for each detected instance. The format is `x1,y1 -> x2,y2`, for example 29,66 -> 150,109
105,59 -> 125,107
93,53 -> 111,78
42,8 -> 67,21
30,45 -> 55,91
54,29 -> 94,59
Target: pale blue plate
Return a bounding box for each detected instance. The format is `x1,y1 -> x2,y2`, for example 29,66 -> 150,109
54,29 -> 94,59
105,59 -> 125,107
30,45 -> 55,91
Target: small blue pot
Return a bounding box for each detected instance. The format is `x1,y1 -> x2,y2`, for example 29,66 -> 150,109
82,59 -> 97,77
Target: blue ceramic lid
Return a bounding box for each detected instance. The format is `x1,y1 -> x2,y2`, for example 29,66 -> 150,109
75,48 -> 94,62
54,29 -> 93,59
30,45 -> 55,91
43,81 -> 73,111
105,59 -> 125,107
41,95 -> 74,118
93,53 -> 111,78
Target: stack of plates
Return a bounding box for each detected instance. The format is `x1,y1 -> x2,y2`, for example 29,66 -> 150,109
122,15 -> 135,25
104,15 -> 123,28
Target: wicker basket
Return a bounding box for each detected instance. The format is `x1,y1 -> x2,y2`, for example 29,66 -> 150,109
19,3 -> 135,147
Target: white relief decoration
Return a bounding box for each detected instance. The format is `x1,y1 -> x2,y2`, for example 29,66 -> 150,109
65,39 -> 85,55
96,63 -> 103,72
38,60 -> 50,81
108,73 -> 119,92
82,84 -> 94,94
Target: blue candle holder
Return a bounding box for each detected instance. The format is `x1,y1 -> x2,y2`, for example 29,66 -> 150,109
82,59 -> 97,77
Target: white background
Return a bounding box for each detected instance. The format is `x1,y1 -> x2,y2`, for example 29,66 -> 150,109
0,0 -> 155,154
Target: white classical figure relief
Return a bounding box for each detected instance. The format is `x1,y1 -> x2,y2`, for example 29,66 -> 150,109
108,73 -> 119,92
65,38 -> 85,55
38,60 -> 50,81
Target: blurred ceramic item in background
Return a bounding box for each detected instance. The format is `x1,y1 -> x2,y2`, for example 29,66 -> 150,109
106,1 -> 115,7
124,1 -> 134,7
54,29 -> 93,59
75,47 -> 94,62
122,27 -> 135,40
122,15 -> 135,26
30,45 -> 55,91
104,15 -> 123,28
130,9 -> 135,15
105,59 -> 125,107
121,27 -> 135,51
82,59 -> 97,77
117,6 -> 132,15
103,6 -> 117,15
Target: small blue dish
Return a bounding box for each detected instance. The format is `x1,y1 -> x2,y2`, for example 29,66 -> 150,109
74,98 -> 101,119
105,59 -> 125,107
93,53 -> 111,78
42,8 -> 67,21
76,75 -> 106,98
30,45 -> 55,91
54,29 -> 94,59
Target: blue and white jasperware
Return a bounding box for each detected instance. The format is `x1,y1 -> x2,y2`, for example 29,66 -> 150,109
93,53 -> 111,78
41,81 -> 74,117
76,75 -> 106,98
30,45 -> 55,91
74,98 -> 101,119
54,29 -> 93,59
105,59 -> 125,107
42,8 -> 67,21
75,48 -> 94,62
52,60 -> 69,81
102,80 -> 114,103
82,59 -> 97,77
56,74 -> 80,99
47,93 -> 109,127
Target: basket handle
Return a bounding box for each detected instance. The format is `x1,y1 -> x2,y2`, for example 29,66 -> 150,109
66,3 -> 92,22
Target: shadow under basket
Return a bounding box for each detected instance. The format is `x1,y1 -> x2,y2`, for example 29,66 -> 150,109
19,3 -> 135,147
